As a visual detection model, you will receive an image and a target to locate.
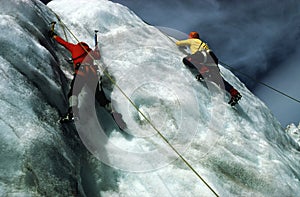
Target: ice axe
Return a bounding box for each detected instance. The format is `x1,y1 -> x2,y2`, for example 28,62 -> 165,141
94,30 -> 99,47
50,21 -> 56,33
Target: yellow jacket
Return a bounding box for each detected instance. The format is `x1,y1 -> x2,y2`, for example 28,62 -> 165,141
176,38 -> 209,54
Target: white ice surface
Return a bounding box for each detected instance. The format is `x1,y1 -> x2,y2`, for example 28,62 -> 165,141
0,0 -> 299,196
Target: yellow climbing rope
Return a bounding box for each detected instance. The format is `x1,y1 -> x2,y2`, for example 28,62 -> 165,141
51,12 -> 219,197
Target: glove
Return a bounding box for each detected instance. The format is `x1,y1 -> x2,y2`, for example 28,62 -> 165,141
48,30 -> 57,38
195,74 -> 204,81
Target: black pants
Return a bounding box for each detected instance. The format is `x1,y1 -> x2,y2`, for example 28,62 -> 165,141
183,51 -> 234,93
68,72 -> 110,109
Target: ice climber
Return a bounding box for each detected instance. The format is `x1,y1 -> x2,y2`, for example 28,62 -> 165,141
176,31 -> 242,106
49,30 -> 110,122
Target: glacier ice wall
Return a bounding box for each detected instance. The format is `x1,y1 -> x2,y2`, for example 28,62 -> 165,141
0,0 -> 299,196
0,0 -> 92,196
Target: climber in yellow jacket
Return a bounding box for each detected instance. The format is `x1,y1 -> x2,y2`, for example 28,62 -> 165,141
176,31 -> 242,106
176,31 -> 210,54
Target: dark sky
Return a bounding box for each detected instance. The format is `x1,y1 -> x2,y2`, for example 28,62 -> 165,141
41,0 -> 51,4
109,0 -> 300,127
42,0 -> 300,126
110,0 -> 299,85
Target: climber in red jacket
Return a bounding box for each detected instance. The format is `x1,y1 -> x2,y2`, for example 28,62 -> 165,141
51,33 -> 110,122
54,35 -> 100,74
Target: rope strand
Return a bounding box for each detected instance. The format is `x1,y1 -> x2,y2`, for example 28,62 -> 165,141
154,25 -> 300,105
53,12 -> 68,42
51,13 -> 219,197
219,62 -> 300,104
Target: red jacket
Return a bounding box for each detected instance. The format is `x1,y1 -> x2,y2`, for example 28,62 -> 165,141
54,36 -> 100,75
